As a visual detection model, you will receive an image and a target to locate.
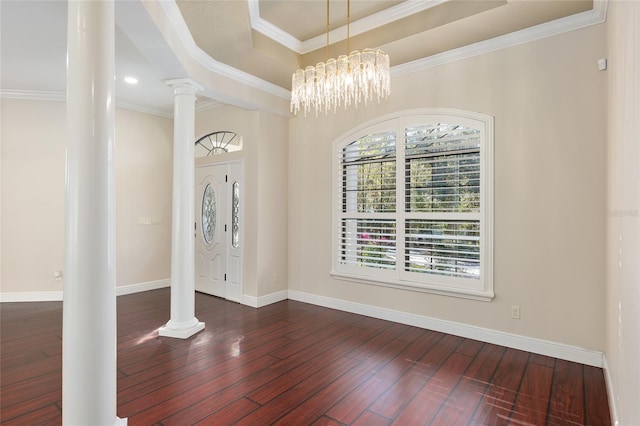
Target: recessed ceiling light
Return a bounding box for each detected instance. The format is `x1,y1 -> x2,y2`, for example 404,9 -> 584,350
124,76 -> 138,85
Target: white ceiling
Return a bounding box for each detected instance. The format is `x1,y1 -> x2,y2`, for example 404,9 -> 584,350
1,0 -> 182,117
0,0 -> 599,118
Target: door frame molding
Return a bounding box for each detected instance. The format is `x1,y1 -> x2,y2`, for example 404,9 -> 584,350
195,158 -> 244,303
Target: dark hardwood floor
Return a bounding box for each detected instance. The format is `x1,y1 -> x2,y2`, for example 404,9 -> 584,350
1,288 -> 611,425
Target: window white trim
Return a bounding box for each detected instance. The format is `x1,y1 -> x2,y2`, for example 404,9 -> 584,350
331,108 -> 494,301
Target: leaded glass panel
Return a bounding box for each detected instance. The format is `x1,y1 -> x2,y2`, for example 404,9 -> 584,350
202,184 -> 216,244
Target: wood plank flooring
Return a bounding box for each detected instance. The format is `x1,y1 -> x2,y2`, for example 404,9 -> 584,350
1,288 -> 611,425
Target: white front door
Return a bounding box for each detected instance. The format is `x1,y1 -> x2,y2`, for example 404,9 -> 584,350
195,164 -> 227,298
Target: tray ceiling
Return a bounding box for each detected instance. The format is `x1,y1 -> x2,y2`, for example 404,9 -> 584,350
177,0 -> 593,89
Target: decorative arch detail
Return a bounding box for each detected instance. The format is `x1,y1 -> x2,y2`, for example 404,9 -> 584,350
195,131 -> 242,157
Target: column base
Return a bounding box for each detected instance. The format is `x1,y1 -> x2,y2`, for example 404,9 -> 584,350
158,320 -> 205,339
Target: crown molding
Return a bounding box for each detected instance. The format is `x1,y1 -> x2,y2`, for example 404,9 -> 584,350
248,0 -> 448,55
301,0 -> 449,54
247,0 -> 304,53
0,89 -> 65,101
164,0 -> 589,114
115,101 -> 173,119
392,0 -> 608,77
0,89 -> 174,118
3,0 -> 608,114
158,0 -> 290,100
195,99 -> 223,113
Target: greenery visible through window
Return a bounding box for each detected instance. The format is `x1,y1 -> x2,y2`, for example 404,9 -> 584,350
333,110 -> 493,300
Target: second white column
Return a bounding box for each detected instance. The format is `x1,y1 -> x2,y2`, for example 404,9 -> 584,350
159,79 -> 205,339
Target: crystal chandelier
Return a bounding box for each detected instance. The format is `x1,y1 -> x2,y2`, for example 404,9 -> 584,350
290,0 -> 391,116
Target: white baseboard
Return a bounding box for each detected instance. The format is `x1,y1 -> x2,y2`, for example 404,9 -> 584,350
0,279 -> 171,302
0,291 -> 63,302
1,284 -> 605,369
288,290 -> 604,368
242,290 -> 288,308
602,355 -> 620,425
115,279 -> 171,296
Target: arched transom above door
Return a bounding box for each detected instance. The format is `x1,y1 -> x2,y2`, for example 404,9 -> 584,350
195,131 -> 242,157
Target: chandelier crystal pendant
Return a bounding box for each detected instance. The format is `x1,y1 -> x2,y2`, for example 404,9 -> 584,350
290,0 -> 391,117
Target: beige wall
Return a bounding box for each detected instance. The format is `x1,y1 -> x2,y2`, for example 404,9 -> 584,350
1,99 -> 66,294
114,107 -> 174,287
256,112 -> 289,296
0,99 -> 174,294
605,1 -> 640,423
289,24 -> 607,350
195,105 -> 289,299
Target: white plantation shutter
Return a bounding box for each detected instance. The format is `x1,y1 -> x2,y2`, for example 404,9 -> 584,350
405,219 -> 480,279
339,219 -> 396,270
340,130 -> 396,214
333,111 -> 493,300
404,123 -> 481,281
339,131 -> 397,272
405,123 -> 481,213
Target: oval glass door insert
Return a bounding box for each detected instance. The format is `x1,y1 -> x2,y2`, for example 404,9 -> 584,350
202,183 -> 216,244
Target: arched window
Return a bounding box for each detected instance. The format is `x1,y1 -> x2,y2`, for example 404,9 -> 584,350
195,131 -> 242,157
332,109 -> 494,301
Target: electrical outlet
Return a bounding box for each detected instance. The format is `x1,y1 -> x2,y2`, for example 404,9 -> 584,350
511,305 -> 520,319
54,271 -> 63,281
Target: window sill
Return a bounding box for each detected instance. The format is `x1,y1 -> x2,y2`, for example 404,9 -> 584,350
329,270 -> 494,302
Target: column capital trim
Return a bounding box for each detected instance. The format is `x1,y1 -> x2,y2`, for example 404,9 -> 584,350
165,78 -> 204,93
